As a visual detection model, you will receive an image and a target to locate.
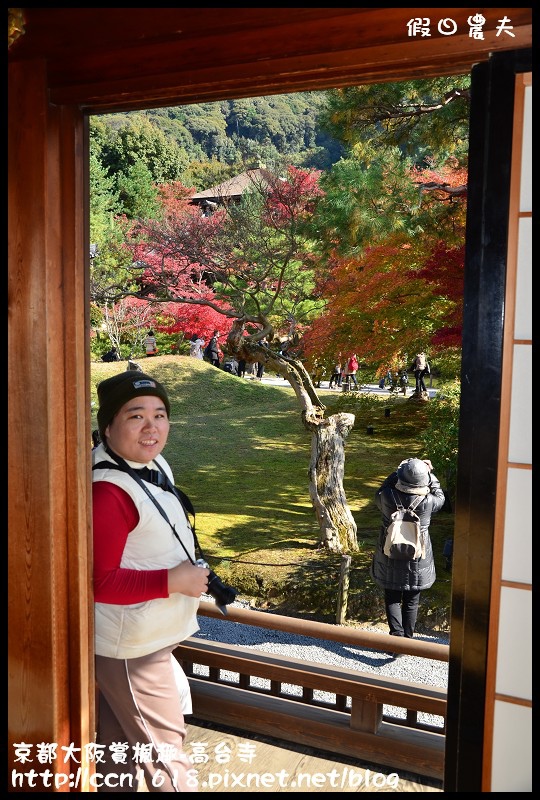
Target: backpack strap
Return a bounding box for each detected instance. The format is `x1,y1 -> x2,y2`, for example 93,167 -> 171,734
389,490 -> 424,514
389,489 -> 404,511
408,494 -> 424,513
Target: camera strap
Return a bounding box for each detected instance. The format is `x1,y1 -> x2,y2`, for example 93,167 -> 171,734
93,447 -> 207,566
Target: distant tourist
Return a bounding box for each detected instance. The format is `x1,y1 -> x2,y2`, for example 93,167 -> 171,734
144,330 -> 157,357
343,353 -> 359,390
204,331 -> 221,367
399,370 -> 409,395
223,358 -> 239,376
101,347 -> 120,363
256,337 -> 269,380
329,361 -> 342,389
411,352 -> 430,396
189,334 -> 205,359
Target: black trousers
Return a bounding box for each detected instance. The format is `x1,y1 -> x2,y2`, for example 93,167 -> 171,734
384,588 -> 421,638
414,369 -> 427,393
329,372 -> 341,387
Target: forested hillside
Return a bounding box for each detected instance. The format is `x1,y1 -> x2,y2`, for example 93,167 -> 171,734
89,78 -> 470,515
92,91 -> 344,192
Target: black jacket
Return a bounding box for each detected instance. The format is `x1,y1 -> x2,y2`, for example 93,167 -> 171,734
370,470 -> 445,591
206,336 -> 219,359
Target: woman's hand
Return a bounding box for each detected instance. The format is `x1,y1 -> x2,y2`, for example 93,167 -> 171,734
167,560 -> 209,597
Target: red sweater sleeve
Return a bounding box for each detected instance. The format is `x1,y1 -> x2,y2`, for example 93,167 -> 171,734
92,481 -> 169,604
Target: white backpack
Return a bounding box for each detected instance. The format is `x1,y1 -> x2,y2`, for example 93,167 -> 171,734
383,491 -> 425,560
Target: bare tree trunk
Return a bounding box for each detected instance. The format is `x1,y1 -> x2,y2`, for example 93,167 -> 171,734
305,412 -> 358,553
228,319 -> 358,553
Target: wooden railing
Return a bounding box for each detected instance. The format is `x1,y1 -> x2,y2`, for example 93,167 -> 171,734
175,601 -> 448,781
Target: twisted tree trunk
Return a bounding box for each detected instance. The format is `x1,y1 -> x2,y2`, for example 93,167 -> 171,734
228,320 -> 358,553
305,411 -> 357,552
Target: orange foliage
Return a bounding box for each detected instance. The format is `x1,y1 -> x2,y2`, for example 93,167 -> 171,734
303,231 -> 463,369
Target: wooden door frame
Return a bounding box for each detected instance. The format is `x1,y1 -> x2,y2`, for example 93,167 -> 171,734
8,10 -> 532,792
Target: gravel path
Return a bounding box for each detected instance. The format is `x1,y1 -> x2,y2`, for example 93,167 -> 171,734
194,596 -> 449,728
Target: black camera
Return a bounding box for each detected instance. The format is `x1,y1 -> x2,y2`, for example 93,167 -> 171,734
195,559 -> 237,615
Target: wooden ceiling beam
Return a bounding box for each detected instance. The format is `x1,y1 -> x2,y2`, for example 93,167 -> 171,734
9,8 -> 532,113
50,29 -> 533,113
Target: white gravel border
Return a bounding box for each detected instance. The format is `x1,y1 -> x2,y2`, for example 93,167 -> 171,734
194,596 -> 448,728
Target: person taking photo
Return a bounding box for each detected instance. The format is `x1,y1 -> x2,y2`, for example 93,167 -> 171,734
371,457 -> 446,654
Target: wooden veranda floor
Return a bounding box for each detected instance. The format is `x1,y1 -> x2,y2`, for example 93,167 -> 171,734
181,719 -> 444,793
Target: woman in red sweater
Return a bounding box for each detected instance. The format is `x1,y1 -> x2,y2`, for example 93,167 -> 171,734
92,371 -> 209,792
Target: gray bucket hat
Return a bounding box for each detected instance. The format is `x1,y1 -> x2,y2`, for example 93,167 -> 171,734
397,458 -> 430,488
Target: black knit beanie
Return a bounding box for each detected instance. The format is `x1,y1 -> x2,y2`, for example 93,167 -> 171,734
97,371 -> 170,439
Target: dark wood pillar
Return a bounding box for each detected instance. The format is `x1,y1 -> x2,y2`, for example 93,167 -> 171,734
8,58 -> 94,792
